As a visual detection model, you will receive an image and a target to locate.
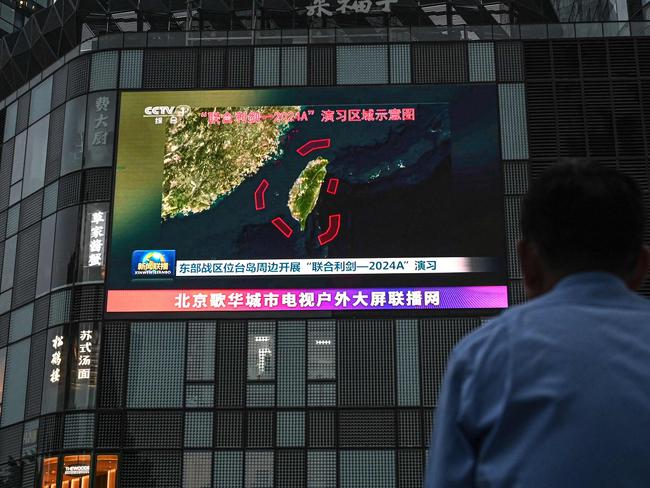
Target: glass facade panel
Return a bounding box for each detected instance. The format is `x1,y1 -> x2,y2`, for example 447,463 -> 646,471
3,101 -> 17,142
183,451 -> 212,488
8,302 -> 33,343
0,337 -> 30,426
214,451 -> 242,488
11,130 -> 26,184
0,347 -> 5,414
36,214 -> 56,296
186,322 -> 216,381
51,206 -> 79,289
23,115 -> 50,197
29,77 -> 53,124
1,235 -> 17,292
127,323 -> 185,408
9,182 -> 21,206
61,96 -> 87,176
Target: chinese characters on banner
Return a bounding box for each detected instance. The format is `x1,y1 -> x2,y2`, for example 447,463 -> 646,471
200,107 -> 416,126
176,257 -> 455,276
306,0 -> 398,17
105,286 -> 509,312
173,288 -> 441,311
77,329 -> 94,381
49,334 -> 64,384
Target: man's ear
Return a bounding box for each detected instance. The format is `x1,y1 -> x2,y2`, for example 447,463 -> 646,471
626,245 -> 650,291
517,240 -> 546,300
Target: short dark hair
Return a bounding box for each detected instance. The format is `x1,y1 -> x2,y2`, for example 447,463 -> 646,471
520,160 -> 645,276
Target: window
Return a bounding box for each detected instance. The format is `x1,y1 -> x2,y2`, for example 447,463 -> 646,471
23,115 -> 50,197
8,302 -> 33,343
95,455 -> 118,488
39,454 -> 119,488
61,96 -> 87,176
0,348 -> 5,416
11,130 -> 26,184
36,214 -> 56,296
0,338 -> 30,427
62,454 -> 91,487
51,206 -> 79,289
1,235 -> 16,292
29,77 -> 53,124
41,457 -> 58,488
3,101 -> 17,142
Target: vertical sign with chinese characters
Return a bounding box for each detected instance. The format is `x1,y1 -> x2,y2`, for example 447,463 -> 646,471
84,91 -> 116,168
88,210 -> 106,267
42,326 -> 67,414
76,328 -> 94,381
80,203 -> 108,282
68,323 -> 101,410
49,333 -> 65,384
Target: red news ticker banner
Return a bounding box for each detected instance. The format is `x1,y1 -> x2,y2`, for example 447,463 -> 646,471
106,286 -> 508,313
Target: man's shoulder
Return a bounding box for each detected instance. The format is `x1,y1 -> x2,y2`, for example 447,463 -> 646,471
453,298 -> 541,358
453,283 -> 650,365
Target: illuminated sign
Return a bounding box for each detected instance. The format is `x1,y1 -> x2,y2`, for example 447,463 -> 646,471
106,286 -> 507,312
64,465 -> 91,476
107,86 -> 508,314
76,329 -> 94,380
131,250 -> 175,277
49,334 -> 64,384
87,210 -> 107,268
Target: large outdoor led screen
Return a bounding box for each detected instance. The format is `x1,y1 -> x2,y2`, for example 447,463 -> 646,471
106,86 -> 508,314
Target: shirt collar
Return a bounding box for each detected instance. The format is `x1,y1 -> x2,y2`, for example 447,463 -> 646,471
552,271 -> 628,293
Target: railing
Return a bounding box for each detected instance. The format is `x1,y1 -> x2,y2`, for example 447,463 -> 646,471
79,21 -> 650,51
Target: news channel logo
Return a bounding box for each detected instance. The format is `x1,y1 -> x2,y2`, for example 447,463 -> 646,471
131,250 -> 176,277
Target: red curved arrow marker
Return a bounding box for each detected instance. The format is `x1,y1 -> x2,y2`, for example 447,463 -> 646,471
297,138 -> 331,157
272,217 -> 293,238
255,179 -> 270,210
326,178 -> 339,195
318,214 -> 341,246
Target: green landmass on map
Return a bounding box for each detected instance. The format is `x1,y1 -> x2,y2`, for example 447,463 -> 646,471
288,157 -> 329,231
161,105 -> 300,220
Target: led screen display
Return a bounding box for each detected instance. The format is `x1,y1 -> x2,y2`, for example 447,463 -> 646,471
106,86 -> 507,314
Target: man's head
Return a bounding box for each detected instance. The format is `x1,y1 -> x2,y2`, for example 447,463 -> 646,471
518,160 -> 648,298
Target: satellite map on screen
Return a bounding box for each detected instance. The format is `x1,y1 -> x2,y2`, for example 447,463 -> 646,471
159,102 -> 450,261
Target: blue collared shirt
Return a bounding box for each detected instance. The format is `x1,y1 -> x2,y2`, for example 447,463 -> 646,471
424,272 -> 650,488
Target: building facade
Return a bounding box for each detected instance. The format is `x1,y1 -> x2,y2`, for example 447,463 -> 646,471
0,14 -> 649,488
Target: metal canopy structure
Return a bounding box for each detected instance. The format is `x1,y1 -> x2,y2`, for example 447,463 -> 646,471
0,0 -> 624,98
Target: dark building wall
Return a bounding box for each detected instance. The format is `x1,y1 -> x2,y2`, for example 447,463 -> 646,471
0,35 -> 647,487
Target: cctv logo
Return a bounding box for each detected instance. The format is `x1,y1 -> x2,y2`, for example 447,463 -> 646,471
143,105 -> 191,117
